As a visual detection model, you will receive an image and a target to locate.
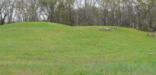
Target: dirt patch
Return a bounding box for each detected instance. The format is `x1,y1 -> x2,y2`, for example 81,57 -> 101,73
100,27 -> 118,32
147,32 -> 156,37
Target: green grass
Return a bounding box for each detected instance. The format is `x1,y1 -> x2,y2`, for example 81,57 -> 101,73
0,22 -> 156,75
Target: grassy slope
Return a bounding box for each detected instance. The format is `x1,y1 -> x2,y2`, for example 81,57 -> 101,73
0,22 -> 156,75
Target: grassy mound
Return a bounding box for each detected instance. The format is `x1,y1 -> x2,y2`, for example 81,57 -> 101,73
0,22 -> 156,75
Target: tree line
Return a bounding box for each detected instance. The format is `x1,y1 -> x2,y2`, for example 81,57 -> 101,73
0,0 -> 156,31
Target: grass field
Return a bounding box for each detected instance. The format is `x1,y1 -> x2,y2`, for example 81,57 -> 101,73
0,22 -> 156,75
